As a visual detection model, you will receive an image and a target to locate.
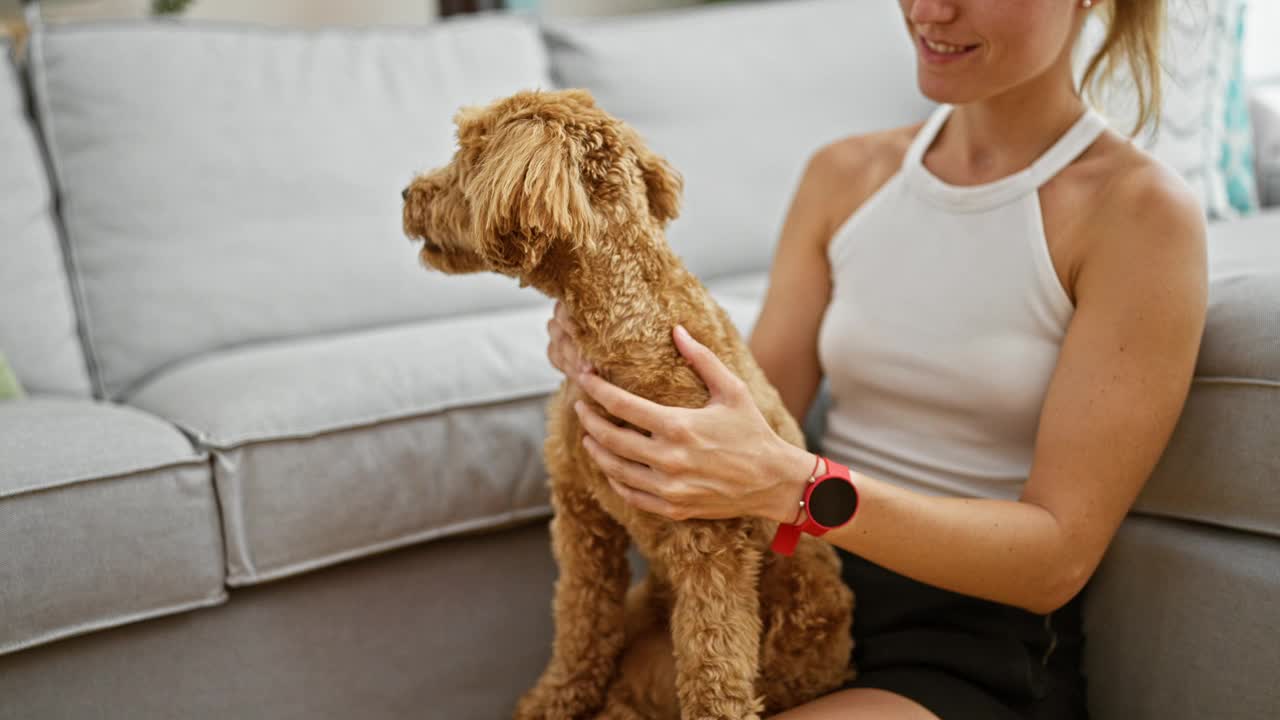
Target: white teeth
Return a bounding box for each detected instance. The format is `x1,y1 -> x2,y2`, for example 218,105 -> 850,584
924,38 -> 969,54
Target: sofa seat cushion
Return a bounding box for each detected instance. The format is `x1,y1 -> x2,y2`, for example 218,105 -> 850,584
1136,211 -> 1280,537
0,397 -> 223,655
125,289 -> 765,587
28,16 -> 552,399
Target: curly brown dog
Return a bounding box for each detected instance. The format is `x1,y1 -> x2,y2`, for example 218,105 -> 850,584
402,88 -> 854,720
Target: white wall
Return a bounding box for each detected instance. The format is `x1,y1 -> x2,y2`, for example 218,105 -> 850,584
185,0 -> 436,26
1244,1 -> 1280,83
8,0 -> 437,25
3,0 -> 709,25
3,1 -> 1272,78
536,0 -> 703,16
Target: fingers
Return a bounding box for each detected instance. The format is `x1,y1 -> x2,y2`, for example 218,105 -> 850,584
581,435 -> 683,520
577,370 -> 678,435
574,399 -> 661,468
546,301 -> 592,376
672,325 -> 746,402
545,317 -> 573,375
579,433 -> 654,489
604,470 -> 683,520
554,300 -> 577,339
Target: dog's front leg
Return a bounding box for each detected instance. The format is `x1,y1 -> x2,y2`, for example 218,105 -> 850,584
663,520 -> 765,720
515,476 -> 631,720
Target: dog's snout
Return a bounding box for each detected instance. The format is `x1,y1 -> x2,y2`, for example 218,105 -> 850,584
401,187 -> 410,201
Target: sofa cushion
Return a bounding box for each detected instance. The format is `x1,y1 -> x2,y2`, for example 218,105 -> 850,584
1134,211 -> 1280,537
27,17 -> 551,399
0,351 -> 24,400
124,304 -> 561,586
1252,84 -> 1280,208
1083,515 -> 1280,720
126,289 -> 764,587
0,397 -> 224,655
0,40 -> 91,398
544,0 -> 934,282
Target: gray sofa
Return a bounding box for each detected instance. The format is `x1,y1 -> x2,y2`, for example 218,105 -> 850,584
0,2 -> 1276,719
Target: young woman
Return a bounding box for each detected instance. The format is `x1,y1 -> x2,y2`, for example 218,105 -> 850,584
545,1 -> 1207,717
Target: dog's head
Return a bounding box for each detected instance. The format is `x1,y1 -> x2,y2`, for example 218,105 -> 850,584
401,89 -> 682,292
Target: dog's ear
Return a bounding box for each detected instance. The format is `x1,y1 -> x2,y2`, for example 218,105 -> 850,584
635,144 -> 683,226
467,116 -> 598,274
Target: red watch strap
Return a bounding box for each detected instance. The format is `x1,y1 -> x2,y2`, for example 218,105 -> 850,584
771,454 -> 822,556
770,456 -> 854,556
770,522 -> 803,555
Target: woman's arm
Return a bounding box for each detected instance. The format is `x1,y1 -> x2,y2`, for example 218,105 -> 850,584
751,135 -> 905,423
770,161 -> 1208,613
570,135 -> 1205,615
748,146 -> 839,423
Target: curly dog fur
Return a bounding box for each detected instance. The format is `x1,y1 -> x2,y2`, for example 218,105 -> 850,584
403,88 -> 855,720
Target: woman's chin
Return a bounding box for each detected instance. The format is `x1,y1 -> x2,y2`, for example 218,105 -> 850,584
916,74 -> 981,106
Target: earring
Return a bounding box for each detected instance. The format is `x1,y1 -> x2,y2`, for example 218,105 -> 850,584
1083,0 -> 1093,7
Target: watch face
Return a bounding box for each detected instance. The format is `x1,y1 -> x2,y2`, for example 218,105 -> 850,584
809,477 -> 858,528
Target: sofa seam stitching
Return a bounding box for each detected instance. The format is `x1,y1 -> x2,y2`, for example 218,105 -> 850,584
225,505 -> 553,586
0,588 -> 228,658
0,454 -> 211,502
166,382 -> 560,451
25,21 -> 110,400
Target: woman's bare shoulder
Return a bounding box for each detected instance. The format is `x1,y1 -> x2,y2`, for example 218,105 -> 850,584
1066,129 -> 1205,258
804,122 -> 922,239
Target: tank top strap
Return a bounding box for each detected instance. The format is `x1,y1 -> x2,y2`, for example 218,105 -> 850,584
1021,107 -> 1109,189
903,104 -> 954,170
900,104 -> 1109,212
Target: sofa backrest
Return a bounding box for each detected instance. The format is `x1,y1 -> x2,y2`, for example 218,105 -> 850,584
543,0 -> 935,280
27,16 -> 552,399
0,38 -> 92,398
24,2 -> 933,399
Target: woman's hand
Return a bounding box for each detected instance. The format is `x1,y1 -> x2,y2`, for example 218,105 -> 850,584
573,324 -> 813,524
546,300 -> 593,377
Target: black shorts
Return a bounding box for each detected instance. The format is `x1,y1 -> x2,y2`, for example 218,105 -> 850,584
836,548 -> 1089,720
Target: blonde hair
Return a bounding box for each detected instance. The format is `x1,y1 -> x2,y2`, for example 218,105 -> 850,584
1079,0 -> 1166,136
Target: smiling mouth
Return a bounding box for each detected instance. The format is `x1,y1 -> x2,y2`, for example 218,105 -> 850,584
918,35 -> 979,59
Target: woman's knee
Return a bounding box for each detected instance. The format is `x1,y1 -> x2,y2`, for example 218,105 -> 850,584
767,687 -> 941,719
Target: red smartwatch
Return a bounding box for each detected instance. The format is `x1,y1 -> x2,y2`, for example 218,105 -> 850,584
770,455 -> 860,556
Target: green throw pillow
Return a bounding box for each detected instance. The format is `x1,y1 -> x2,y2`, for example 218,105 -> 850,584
0,352 -> 25,401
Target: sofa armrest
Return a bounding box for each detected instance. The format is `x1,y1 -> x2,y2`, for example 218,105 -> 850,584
1252,84 -> 1280,209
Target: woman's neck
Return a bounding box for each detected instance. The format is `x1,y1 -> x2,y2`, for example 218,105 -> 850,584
932,61 -> 1088,185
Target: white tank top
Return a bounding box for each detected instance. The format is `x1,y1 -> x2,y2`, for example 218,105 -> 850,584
817,104 -> 1108,500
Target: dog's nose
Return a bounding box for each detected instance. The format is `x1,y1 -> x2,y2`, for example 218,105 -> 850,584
401,187 -> 410,201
